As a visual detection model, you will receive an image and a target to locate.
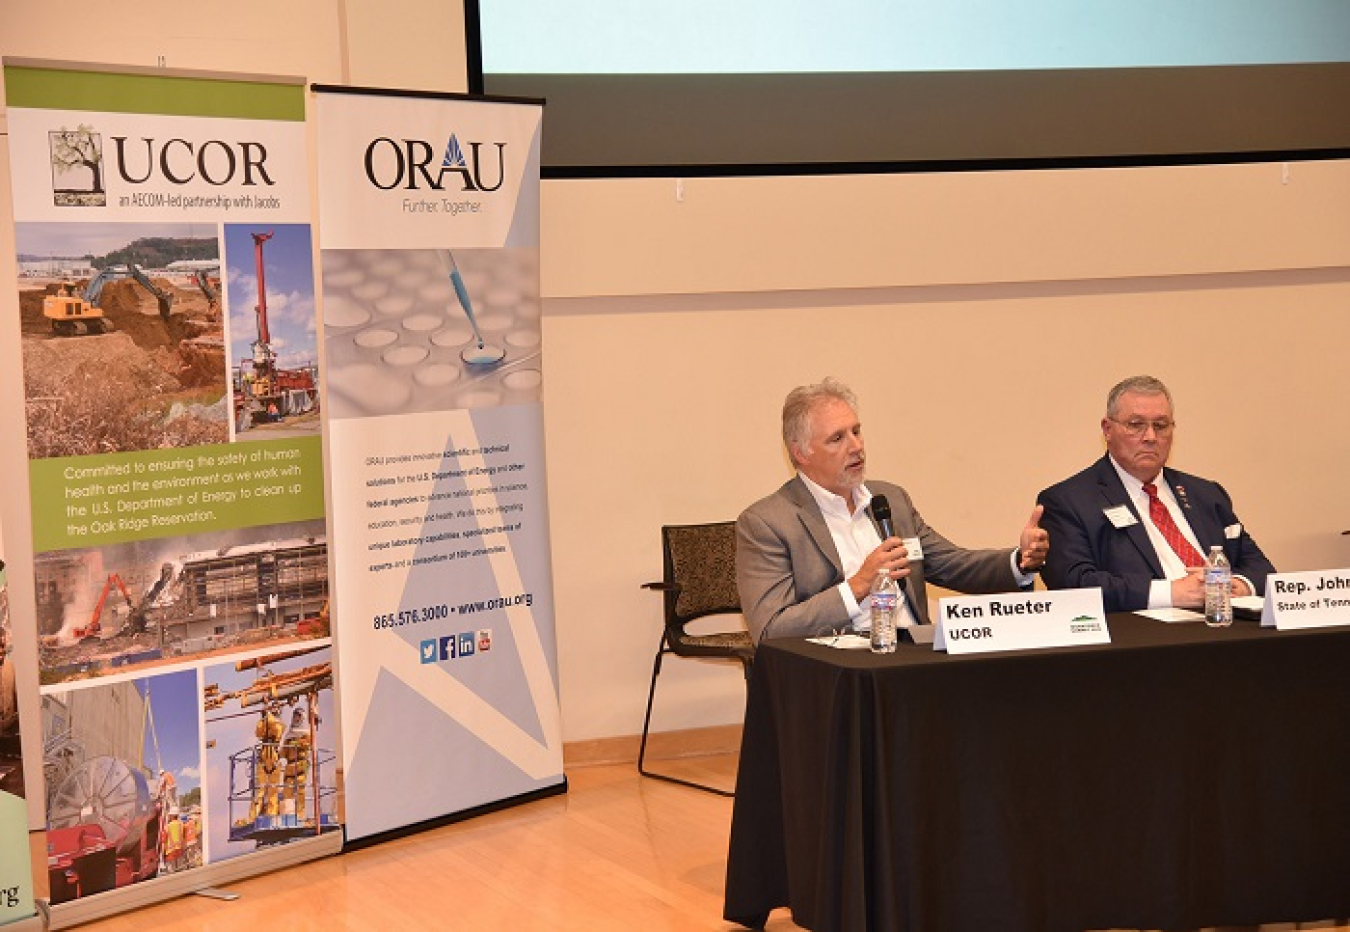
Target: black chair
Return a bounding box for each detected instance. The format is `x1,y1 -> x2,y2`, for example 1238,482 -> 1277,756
639,521 -> 755,796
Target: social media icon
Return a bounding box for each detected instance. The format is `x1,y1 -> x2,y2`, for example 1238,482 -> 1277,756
420,640 -> 437,663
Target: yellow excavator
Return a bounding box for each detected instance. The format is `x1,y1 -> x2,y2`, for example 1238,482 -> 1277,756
43,263 -> 176,336
43,280 -> 114,336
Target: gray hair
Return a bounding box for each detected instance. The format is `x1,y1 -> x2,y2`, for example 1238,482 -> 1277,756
1106,375 -> 1173,418
782,378 -> 858,457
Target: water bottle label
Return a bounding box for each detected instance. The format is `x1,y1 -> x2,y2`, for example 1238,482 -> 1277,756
873,592 -> 898,612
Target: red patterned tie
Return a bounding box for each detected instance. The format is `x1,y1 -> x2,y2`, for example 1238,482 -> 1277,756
1143,482 -> 1205,567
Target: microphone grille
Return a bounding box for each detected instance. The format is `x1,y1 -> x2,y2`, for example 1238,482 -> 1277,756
872,494 -> 891,520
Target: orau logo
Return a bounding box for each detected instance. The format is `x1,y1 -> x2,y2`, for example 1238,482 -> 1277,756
363,133 -> 506,192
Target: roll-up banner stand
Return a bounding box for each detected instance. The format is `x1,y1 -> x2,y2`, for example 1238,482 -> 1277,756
0,544 -> 38,928
313,85 -> 564,842
3,60 -> 341,927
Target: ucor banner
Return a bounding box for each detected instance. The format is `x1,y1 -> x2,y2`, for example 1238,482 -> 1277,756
314,86 -> 563,840
3,61 -> 340,922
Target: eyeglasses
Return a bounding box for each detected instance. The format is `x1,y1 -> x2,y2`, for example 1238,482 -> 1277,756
1110,417 -> 1175,436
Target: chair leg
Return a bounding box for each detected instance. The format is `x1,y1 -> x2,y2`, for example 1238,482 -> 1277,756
637,643 -> 665,778
636,637 -> 736,798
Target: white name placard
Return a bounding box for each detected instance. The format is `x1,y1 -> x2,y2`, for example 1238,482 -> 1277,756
1259,569 -> 1350,630
935,588 -> 1109,654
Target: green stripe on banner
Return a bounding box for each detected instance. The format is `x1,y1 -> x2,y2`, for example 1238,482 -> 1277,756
3,65 -> 303,120
30,436 -> 327,553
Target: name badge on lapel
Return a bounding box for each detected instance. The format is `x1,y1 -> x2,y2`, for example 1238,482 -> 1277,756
1103,505 -> 1137,529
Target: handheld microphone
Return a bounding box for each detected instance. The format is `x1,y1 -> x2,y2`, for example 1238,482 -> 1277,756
871,494 -> 907,592
872,494 -> 895,540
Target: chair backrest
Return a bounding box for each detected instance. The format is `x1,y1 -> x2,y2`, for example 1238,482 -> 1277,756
660,522 -> 741,626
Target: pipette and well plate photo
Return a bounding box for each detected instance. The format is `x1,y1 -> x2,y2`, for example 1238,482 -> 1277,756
321,246 -> 542,418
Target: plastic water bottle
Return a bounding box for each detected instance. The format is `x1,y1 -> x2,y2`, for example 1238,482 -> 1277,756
869,569 -> 899,653
1204,545 -> 1233,627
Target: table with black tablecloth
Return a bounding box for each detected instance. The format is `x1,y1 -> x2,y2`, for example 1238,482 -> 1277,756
723,614 -> 1350,932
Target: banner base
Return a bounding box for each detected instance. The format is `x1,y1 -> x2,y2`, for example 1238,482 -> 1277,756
45,831 -> 341,931
343,777 -> 568,852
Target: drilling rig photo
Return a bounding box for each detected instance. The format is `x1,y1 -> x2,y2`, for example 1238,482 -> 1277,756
233,230 -> 319,431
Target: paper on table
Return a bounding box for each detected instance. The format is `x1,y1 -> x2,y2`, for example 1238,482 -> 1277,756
805,634 -> 872,650
1136,607 -> 1205,623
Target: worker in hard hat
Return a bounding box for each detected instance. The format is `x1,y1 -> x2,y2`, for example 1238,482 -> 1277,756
183,810 -> 200,868
163,808 -> 184,873
158,768 -> 178,810
281,706 -> 314,824
250,705 -> 285,822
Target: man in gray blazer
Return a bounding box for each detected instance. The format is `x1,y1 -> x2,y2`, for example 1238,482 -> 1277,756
736,378 -> 1049,643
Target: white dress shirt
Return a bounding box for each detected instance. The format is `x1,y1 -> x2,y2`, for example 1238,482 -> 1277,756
1108,457 -> 1251,608
797,473 -> 918,630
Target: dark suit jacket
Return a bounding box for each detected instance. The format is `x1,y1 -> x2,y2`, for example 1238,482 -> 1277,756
1037,454 -> 1275,613
736,477 -> 1022,643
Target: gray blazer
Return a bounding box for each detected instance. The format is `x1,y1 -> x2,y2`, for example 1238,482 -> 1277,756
736,477 -> 1022,643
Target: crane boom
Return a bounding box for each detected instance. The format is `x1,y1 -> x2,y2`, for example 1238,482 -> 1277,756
252,231 -> 274,345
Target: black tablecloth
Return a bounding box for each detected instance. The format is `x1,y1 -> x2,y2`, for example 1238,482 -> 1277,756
723,614 -> 1350,932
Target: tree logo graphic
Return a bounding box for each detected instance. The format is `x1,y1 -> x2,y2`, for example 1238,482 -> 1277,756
48,125 -> 107,207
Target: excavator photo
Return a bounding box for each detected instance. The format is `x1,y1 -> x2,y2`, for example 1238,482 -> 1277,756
189,267 -> 221,310
43,263 -> 176,336
67,573 -> 138,643
46,565 -> 172,646
43,280 -> 114,336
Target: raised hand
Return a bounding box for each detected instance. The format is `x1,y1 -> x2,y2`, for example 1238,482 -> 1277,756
1019,504 -> 1049,571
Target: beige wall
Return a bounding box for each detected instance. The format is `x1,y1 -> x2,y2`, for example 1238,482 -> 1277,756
3,5 -> 1349,779
543,164 -> 1350,739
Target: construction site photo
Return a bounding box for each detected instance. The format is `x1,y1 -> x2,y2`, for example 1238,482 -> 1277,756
41,669 -> 202,904
223,223 -> 321,438
202,644 -> 341,860
15,221 -> 229,460
34,518 -> 330,686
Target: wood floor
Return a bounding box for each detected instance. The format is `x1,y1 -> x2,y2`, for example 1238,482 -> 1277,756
31,752 -> 1350,932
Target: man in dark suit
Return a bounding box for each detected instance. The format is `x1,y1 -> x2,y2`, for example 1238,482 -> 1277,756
736,378 -> 1049,643
1037,375 -> 1275,613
